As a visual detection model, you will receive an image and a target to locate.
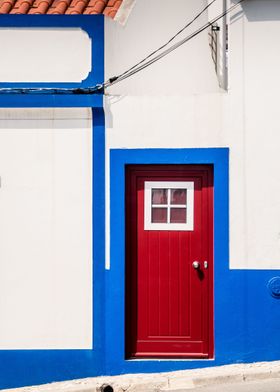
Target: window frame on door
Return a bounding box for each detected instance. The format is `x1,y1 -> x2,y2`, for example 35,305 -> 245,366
144,181 -> 194,231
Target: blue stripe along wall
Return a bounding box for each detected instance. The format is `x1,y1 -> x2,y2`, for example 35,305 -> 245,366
0,107 -> 106,390
0,15 -> 106,390
0,108 -> 106,389
107,148 -> 280,374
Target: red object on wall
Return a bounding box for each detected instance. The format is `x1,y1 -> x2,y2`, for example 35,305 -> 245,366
126,165 -> 214,359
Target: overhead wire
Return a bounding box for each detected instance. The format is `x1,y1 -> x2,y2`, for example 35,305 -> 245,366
0,0 -> 244,95
105,0 -> 244,88
0,0 -> 217,95
108,0 -> 218,82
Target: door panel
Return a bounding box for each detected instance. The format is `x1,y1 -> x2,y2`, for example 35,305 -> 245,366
126,165 -> 213,359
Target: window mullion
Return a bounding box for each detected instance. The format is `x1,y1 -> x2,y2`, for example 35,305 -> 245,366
167,188 -> 171,224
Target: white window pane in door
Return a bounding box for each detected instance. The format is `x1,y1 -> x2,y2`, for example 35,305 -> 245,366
170,208 -> 187,223
152,189 -> 168,205
152,207 -> 168,223
171,189 -> 187,205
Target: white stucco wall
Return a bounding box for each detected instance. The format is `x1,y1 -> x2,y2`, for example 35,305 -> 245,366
1,0 -> 280,351
105,0 -> 220,95
227,0 -> 280,268
105,0 -> 280,269
0,28 -> 91,82
0,108 -> 93,349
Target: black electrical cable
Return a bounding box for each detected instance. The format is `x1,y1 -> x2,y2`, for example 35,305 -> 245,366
0,0 -> 244,95
108,0 -> 218,82
0,86 -> 103,94
105,0 -> 244,88
0,0 -> 219,95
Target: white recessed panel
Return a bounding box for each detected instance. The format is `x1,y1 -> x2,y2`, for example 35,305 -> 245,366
0,108 -> 92,349
0,28 -> 91,82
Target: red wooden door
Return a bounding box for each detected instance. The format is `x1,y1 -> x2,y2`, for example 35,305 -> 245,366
126,165 -> 213,359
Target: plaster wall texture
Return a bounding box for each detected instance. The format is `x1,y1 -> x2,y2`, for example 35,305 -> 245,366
0,108 -> 93,349
105,0 -> 220,96
0,28 -> 91,82
105,0 -> 280,269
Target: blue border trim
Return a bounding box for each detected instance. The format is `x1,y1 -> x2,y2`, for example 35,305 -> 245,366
108,148 -> 228,374
0,111 -> 105,390
0,16 -> 105,389
108,148 -> 280,375
92,107 -> 106,369
0,93 -> 103,108
0,15 -> 104,89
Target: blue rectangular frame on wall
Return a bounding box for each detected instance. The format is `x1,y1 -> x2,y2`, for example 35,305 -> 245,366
108,148 -> 229,374
0,15 -> 106,390
0,14 -> 104,89
108,148 -> 280,375
0,15 -> 104,107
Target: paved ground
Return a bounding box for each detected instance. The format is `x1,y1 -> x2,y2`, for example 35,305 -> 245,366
2,361 -> 280,391
183,378 -> 280,392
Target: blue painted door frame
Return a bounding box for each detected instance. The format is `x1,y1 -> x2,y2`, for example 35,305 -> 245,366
108,148 -> 280,375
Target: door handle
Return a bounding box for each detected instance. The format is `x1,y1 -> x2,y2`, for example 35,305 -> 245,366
192,261 -> 200,269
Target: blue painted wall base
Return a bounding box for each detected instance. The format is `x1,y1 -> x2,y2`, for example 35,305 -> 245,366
0,145 -> 280,389
0,108 -> 106,390
0,15 -> 105,389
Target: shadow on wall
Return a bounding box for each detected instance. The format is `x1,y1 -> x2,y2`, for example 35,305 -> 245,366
235,0 -> 280,21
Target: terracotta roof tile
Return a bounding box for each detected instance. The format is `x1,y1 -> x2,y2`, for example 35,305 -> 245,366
103,0 -> 121,18
10,0 -> 34,14
83,0 -> 106,15
0,0 -> 123,17
47,0 -> 71,14
0,0 -> 17,13
28,0 -> 52,14
65,0 -> 88,15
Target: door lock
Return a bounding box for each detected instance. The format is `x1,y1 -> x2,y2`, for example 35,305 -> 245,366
204,261 -> 208,269
192,261 -> 200,269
